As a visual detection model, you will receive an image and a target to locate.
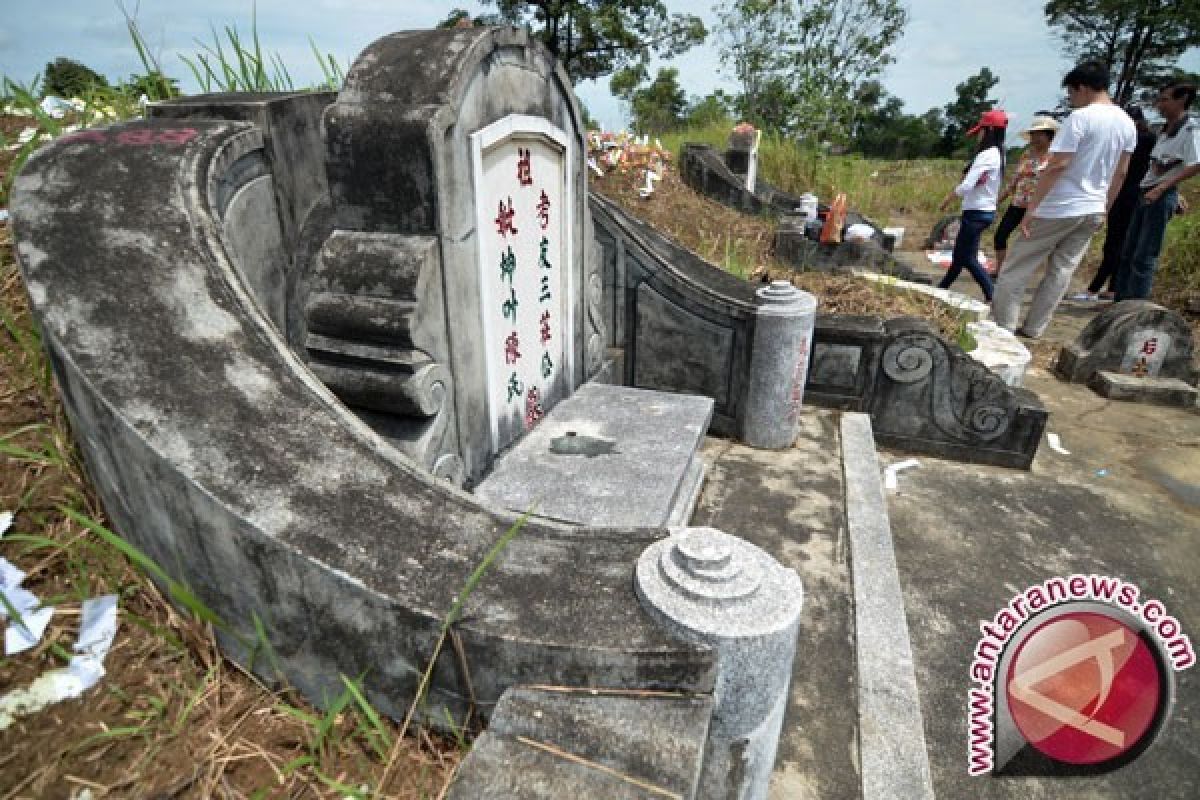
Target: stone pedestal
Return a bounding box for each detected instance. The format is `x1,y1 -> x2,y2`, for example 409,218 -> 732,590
635,527 -> 804,800
742,281 -> 817,449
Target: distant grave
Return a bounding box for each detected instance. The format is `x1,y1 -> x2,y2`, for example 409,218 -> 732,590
1057,301 -> 1199,408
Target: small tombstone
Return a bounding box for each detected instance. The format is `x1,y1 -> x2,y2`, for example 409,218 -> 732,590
1057,301 -> 1197,383
725,123 -> 761,193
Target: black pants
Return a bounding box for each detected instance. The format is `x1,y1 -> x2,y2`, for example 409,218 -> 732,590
1089,189 -> 1138,293
992,204 -> 1026,253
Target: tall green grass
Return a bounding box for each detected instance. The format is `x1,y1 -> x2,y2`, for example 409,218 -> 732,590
660,121 -> 962,227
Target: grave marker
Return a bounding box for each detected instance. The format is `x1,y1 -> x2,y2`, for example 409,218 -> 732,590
472,117 -> 574,452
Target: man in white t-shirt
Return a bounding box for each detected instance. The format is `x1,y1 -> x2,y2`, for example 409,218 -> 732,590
992,62 -> 1136,338
1114,83 -> 1200,300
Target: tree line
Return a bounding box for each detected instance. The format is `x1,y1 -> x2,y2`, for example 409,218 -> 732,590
30,1 -> 1200,161
448,1 -> 1199,158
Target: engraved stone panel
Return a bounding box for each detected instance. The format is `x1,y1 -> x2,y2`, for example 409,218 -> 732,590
810,343 -> 862,389
472,117 -> 574,455
634,283 -> 733,408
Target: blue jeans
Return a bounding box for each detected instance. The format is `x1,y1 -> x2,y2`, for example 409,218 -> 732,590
938,210 -> 995,301
1114,186 -> 1178,301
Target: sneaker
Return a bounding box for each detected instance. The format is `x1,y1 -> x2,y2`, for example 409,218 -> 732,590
1015,328 -> 1039,341
1067,292 -> 1098,302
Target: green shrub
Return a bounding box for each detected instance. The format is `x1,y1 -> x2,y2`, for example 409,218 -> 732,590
44,57 -> 109,97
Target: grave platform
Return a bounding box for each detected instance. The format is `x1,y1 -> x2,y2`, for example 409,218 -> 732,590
474,383 -> 713,527
1087,371 -> 1200,408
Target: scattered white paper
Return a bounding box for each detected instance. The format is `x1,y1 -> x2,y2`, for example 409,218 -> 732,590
587,156 -> 603,177
67,653 -> 107,690
75,594 -> 118,658
0,668 -> 90,731
0,209 -> 8,223
0,595 -> 119,730
1047,432 -> 1071,456
638,168 -> 660,198
0,558 -> 25,589
0,585 -> 39,618
884,458 -> 921,491
5,604 -> 54,655
0,510 -> 12,537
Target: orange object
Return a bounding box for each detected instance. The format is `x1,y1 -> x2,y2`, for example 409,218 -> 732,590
820,192 -> 847,244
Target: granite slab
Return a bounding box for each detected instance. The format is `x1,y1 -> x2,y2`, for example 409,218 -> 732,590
474,383 -> 713,527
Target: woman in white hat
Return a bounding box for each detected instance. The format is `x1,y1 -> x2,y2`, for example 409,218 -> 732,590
992,115 -> 1059,272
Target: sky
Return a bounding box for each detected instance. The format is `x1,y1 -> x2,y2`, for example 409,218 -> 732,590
2,1 -> 1198,138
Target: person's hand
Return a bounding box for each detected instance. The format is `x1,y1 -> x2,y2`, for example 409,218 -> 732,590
1178,194 -> 1190,215
1019,207 -> 1037,238
938,196 -> 953,212
1143,184 -> 1165,205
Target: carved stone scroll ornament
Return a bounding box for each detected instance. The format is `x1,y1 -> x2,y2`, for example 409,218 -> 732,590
586,237 -> 607,377
881,332 -> 1012,442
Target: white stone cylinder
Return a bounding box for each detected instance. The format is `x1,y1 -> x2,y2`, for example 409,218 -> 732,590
741,281 -> 817,449
635,527 -> 804,800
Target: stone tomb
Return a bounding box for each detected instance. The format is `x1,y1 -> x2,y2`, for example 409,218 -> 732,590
13,26 -> 816,800
1056,300 -> 1199,407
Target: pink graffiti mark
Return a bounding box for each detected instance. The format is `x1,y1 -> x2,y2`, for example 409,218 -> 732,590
59,128 -> 199,146
786,336 -> 810,424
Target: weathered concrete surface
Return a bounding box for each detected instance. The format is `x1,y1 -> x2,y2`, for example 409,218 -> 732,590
693,410 -> 860,800
475,383 -> 712,527
447,687 -> 713,799
842,413 -> 934,800
884,360 -> 1200,798
1088,371 -> 1199,408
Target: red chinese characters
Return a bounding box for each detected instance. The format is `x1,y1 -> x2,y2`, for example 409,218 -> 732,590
495,197 -> 518,237
517,147 -> 533,186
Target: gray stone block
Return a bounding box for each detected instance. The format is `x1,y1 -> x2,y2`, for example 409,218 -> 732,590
868,317 -> 1047,469
841,413 -> 935,800
636,528 -> 804,800
1087,371 -> 1200,407
474,383 -> 713,527
447,686 -> 713,799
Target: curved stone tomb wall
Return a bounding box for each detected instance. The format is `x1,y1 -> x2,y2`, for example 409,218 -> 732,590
11,50 -> 716,742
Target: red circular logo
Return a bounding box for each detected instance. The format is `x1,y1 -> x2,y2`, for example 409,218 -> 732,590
1006,611 -> 1164,765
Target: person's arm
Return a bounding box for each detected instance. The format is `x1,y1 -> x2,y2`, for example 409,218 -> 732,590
942,150 -> 995,211
1144,164 -> 1200,203
1106,151 -> 1131,211
998,157 -> 1023,205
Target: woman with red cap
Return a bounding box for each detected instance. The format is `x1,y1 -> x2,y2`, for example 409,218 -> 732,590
936,108 -> 1008,301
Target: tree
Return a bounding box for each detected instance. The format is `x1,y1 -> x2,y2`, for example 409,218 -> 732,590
437,8 -> 505,28
938,67 -> 999,157
44,58 -> 108,97
717,0 -> 908,144
851,84 -> 943,159
686,90 -> 735,129
614,67 -> 688,133
1045,0 -> 1200,104
478,1 -> 705,85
